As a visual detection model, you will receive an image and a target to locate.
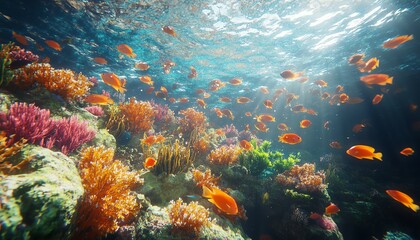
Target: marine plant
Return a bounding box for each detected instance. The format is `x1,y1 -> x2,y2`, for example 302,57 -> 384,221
276,163 -> 327,193
74,146 -> 141,239
14,63 -> 93,101
179,108 -> 207,135
167,198 -> 211,235
119,97 -> 155,133
208,144 -> 242,165
104,105 -> 126,137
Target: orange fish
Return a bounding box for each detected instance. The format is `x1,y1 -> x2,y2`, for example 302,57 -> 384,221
221,109 -> 234,120
237,97 -> 252,104
202,186 -> 238,215
335,85 -> 344,93
278,133 -> 302,144
101,73 -> 126,93
260,87 -> 269,94
214,108 -> 224,118
321,92 -> 331,100
360,74 -> 393,86
146,86 -> 155,94
339,93 -> 349,103
280,70 -> 302,80
400,148 -> 414,156
256,114 -> 275,123
352,123 -> 366,133
299,77 -> 309,83
325,203 -> 340,215
409,104 -> 418,112
84,94 -> 114,105
219,97 -> 231,103
245,112 -> 252,117
306,109 -> 318,116
139,75 -> 154,86
229,78 -> 243,85
239,140 -> 253,151
329,141 -> 342,149
314,80 -> 328,87
300,119 -> 312,128
117,44 -> 136,58
12,31 -> 28,45
188,66 -> 197,78
277,123 -> 289,131
291,105 -> 306,113
93,57 -> 107,65
348,53 -> 365,64
263,100 -> 273,109
383,35 -> 413,49
346,145 -> 382,161
142,135 -> 156,147
179,97 -> 189,103
45,40 -> 62,51
169,97 -> 176,103
163,60 -> 176,74
135,62 -> 150,71
255,122 -> 269,132
372,94 -> 383,105
347,97 -> 365,104
197,99 -> 206,108
359,57 -> 379,72
386,190 -> 419,212
144,157 -> 157,169
162,25 -> 177,37
155,135 -> 165,143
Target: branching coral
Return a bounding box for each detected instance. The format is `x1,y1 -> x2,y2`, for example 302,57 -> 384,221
167,198 -> 211,235
119,98 -> 155,133
0,132 -> 28,175
208,144 -> 242,165
179,108 -> 207,135
150,100 -> 177,131
84,106 -> 104,117
74,146 -> 141,239
276,163 -> 326,192
13,63 -> 93,100
192,168 -> 220,188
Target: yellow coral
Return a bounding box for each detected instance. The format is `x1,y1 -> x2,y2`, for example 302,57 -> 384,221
119,98 -> 155,133
14,63 -> 93,100
74,146 -> 140,239
167,198 -> 211,235
208,145 -> 242,165
0,132 -> 28,175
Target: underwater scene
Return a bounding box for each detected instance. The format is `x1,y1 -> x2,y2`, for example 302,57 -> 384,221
0,0 -> 419,239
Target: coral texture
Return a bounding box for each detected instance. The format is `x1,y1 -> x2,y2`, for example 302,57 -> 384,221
179,108 -> 207,135
208,144 -> 242,165
84,106 -> 104,117
192,168 -> 220,188
0,131 -> 28,175
276,163 -> 326,192
119,98 -> 155,133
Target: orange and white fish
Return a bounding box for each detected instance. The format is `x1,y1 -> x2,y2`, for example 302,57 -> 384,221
229,78 -> 243,85
348,53 -> 365,65
278,133 -> 302,145
202,186 -> 238,215
346,145 -> 382,161
383,35 -> 413,49
372,94 -> 383,105
12,31 -> 28,45
188,66 -> 197,78
239,140 -> 253,151
300,119 -> 312,128
386,190 -> 419,212
237,97 -> 252,104
359,57 -> 379,73
45,40 -> 62,51
360,74 -> 393,86
400,147 -> 414,156
139,75 -> 154,86
255,114 -> 275,123
84,94 -> 114,105
162,25 -> 177,37
280,70 -> 303,80
144,157 -> 157,169
135,62 -> 150,71
101,73 -> 126,93
117,44 -> 136,58
325,203 -> 340,215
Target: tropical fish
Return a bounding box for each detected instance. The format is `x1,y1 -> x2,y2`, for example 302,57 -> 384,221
280,70 -> 303,80
143,157 -> 157,169
359,57 -> 379,72
255,122 -> 269,132
329,141 -> 342,149
101,73 -> 126,93
221,109 -> 234,120
139,75 -> 154,86
306,109 -> 318,116
335,85 -> 344,93
245,112 -> 252,117
142,135 -> 156,147
339,93 -> 349,103
163,60 -> 176,74
386,190 -> 419,212
360,74 -> 393,86
400,148 -> 414,156
209,79 -> 226,91
135,62 -> 150,70
256,114 -> 275,123
179,97 -> 189,103
346,145 -> 382,161
383,35 -> 413,49
12,31 -> 28,45
93,57 -> 107,65
321,92 -> 331,100
314,80 -> 328,87
162,25 -> 177,37
84,94 -> 114,105
372,94 -> 383,105
277,123 -> 289,131
347,97 -> 365,104
45,40 -> 62,51
197,99 -> 206,108
188,66 -> 197,78
263,100 -> 273,109
169,97 -> 176,103
262,192 -> 269,205
146,86 -> 155,94
352,123 -> 366,133
214,108 -> 224,118
219,97 -> 231,103
278,133 -> 302,144
323,121 -> 330,130
229,78 -> 243,85
300,119 -> 312,128
291,105 -> 306,113
348,53 -> 364,64
202,186 -> 238,215
237,97 -> 252,104
325,203 -> 340,215
299,77 -> 309,83
260,86 -> 269,94
239,140 -> 253,151
117,44 -> 136,58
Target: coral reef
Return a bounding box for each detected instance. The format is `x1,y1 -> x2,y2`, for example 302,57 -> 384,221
105,105 -> 126,137
192,168 -> 220,188
0,131 -> 28,175
179,108 -> 207,135
276,163 -> 327,193
119,97 -> 155,133
8,47 -> 39,69
84,106 -> 104,117
208,144 -> 242,165
74,146 -> 141,239
167,198 -> 211,235
221,123 -> 239,145
150,100 -> 177,131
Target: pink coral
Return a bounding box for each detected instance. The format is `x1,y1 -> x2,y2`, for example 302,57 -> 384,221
84,106 -> 104,117
8,48 -> 39,69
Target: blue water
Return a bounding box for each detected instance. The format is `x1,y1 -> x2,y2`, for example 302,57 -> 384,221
1,0 -> 420,239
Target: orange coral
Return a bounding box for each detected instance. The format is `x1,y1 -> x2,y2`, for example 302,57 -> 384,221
208,144 -> 242,165
119,98 -> 155,133
74,146 -> 141,239
14,63 -> 93,100
0,132 -> 28,175
167,198 -> 211,235
193,137 -> 210,154
179,108 -> 207,135
192,168 -> 220,188
276,163 -> 326,192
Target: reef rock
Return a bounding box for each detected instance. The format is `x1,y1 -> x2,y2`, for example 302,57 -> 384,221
0,145 -> 83,240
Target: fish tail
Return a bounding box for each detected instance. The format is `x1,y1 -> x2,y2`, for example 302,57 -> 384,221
387,77 -> 393,85
202,186 -> 213,199
410,203 -> 419,212
408,35 -> 414,40
374,152 -> 383,161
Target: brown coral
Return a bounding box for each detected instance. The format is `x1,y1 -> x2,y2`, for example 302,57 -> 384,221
74,146 -> 141,239
276,163 -> 326,192
0,132 -> 28,175
167,198 -> 211,235
119,98 -> 155,133
13,63 -> 93,100
208,144 -> 242,165
179,108 -> 207,135
192,168 -> 220,188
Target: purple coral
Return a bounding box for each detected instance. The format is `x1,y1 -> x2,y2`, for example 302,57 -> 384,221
221,124 -> 239,145
8,49 -> 39,69
150,100 -> 177,131
84,106 -> 104,117
315,216 -> 337,231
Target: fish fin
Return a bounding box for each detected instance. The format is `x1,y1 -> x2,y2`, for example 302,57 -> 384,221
202,186 -> 213,199
387,77 -> 393,85
407,35 -> 414,40
374,152 -> 383,161
409,203 -> 419,212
